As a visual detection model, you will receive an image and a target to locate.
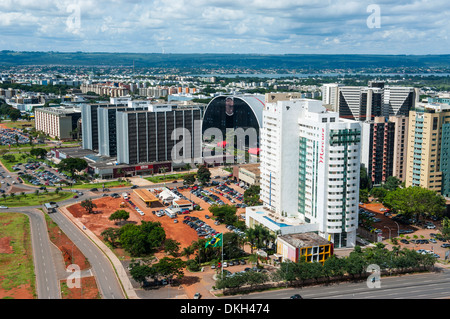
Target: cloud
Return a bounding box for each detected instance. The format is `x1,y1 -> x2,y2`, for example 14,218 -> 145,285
0,0 -> 447,54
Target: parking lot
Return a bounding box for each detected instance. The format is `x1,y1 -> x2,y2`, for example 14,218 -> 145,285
13,160 -> 73,187
360,202 -> 450,261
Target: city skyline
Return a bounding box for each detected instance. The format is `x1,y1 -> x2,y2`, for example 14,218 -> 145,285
0,0 -> 449,55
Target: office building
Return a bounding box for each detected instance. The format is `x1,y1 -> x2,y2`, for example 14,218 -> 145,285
116,107 -> 202,165
35,106 -> 81,140
405,102 -> 450,196
81,103 -> 112,151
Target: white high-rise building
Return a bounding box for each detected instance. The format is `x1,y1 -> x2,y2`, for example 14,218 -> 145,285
321,83 -> 342,111
256,98 -> 361,248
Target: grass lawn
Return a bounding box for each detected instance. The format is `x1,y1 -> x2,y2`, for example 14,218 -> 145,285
0,213 -> 36,298
145,172 -> 190,183
1,120 -> 35,130
0,191 -> 74,207
0,154 -> 40,172
72,180 -> 132,189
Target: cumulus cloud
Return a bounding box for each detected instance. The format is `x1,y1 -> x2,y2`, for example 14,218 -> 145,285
0,0 -> 447,54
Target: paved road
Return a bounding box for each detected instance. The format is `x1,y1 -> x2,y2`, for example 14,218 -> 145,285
21,209 -> 61,299
49,208 -> 125,299
1,193 -> 126,299
222,269 -> 450,299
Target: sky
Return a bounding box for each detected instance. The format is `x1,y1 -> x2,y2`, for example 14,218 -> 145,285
0,0 -> 449,55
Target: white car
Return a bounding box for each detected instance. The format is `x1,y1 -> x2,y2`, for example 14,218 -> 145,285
0,205 -> 8,209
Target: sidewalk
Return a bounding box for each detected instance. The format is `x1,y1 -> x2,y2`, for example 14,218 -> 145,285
58,205 -> 139,299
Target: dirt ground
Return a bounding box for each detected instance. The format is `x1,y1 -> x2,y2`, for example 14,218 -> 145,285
60,277 -> 100,299
0,236 -> 13,254
65,183 -> 248,299
66,197 -> 142,238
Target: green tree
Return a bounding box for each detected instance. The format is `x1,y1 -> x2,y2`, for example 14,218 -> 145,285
370,187 -> 388,202
128,262 -> 155,287
30,148 -> 47,159
209,204 -> 238,225
57,157 -> 88,178
360,164 -> 372,190
80,198 -> 97,214
243,185 -> 261,206
383,176 -> 401,191
109,209 -> 130,223
152,257 -> 186,280
383,186 -> 446,223
101,227 -> 120,247
164,238 -> 181,257
183,173 -> 196,188
196,165 -> 211,185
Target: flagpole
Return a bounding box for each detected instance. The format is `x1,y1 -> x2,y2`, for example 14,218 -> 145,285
221,232 -> 223,278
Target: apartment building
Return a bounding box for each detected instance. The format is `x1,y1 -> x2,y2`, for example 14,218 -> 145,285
405,102 -> 450,196
325,83 -> 417,121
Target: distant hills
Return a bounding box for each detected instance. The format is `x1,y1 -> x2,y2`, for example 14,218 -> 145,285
1,51 -> 450,71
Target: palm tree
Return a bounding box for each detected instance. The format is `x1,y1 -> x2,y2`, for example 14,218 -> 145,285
182,246 -> 195,260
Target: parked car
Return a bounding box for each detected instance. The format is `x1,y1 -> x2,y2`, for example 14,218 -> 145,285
193,292 -> 201,299
290,294 -> 303,299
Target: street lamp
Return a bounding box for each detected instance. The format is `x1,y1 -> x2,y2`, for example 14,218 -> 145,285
384,226 -> 392,241
393,221 -> 400,237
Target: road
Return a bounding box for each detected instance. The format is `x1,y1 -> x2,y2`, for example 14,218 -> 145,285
20,209 -> 61,299
2,192 -> 127,299
49,207 -> 125,299
222,269 -> 450,299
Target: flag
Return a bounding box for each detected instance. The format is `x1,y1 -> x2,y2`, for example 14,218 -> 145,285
205,233 -> 222,248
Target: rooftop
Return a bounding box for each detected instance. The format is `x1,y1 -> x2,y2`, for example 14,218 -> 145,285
278,233 -> 331,248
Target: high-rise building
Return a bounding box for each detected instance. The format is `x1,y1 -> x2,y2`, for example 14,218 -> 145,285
405,102 -> 450,196
256,99 -> 361,248
389,115 -> 409,182
116,107 -> 202,165
360,115 -> 410,185
324,83 -> 416,121
321,83 -> 342,110
81,103 -> 112,151
337,86 -> 384,121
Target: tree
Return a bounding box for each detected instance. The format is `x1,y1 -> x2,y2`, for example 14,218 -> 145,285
101,227 -> 120,247
109,210 -> 130,223
57,157 -> 88,178
2,154 -> 15,162
128,261 -> 155,287
360,164 -> 372,190
152,257 -> 186,280
383,186 -> 446,223
181,246 -> 195,260
196,165 -> 211,185
370,187 -> 388,202
80,198 -> 97,214
209,204 -> 238,225
183,173 -> 196,188
243,185 -> 261,206
30,148 -> 47,159
383,176 -> 401,191
118,221 -> 166,257
164,238 -> 181,257
442,217 -> 450,241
